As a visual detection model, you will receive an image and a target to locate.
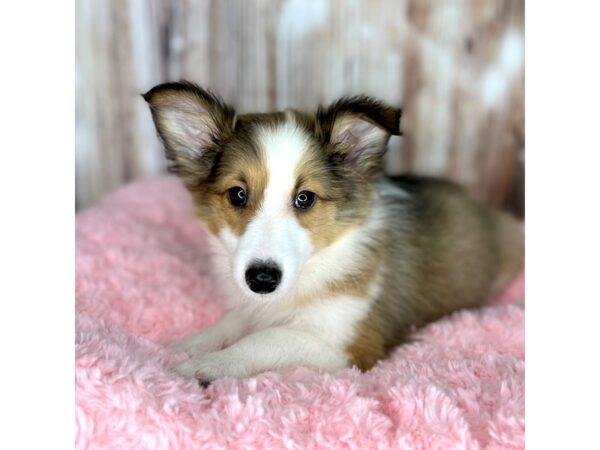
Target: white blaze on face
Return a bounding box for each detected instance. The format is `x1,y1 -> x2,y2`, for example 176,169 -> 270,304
231,122 -> 315,299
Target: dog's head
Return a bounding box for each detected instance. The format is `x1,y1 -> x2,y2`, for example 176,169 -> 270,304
144,82 -> 401,302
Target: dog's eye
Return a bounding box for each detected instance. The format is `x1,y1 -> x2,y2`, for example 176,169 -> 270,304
294,191 -> 316,210
228,186 -> 248,207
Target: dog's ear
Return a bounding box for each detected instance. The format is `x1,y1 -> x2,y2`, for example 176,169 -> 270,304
143,81 -> 235,188
316,96 -> 402,177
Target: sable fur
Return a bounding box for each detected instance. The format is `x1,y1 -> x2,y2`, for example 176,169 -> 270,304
345,175 -> 523,369
143,81 -> 524,379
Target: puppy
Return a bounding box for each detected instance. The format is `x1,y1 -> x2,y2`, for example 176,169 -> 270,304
143,81 -> 524,382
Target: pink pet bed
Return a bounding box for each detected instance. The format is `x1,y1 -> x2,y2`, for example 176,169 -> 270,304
76,177 -> 524,450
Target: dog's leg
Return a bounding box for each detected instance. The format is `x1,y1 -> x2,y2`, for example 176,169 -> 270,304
172,326 -> 349,379
168,308 -> 250,356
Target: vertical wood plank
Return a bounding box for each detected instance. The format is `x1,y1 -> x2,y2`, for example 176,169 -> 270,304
76,0 -> 524,216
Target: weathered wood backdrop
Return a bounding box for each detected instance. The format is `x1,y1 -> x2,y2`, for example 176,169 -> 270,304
76,0 -> 524,215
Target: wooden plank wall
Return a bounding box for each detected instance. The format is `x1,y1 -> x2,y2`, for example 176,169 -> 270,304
76,0 -> 524,216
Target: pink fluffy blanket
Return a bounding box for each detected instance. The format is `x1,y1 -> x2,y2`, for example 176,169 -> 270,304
76,177 -> 525,450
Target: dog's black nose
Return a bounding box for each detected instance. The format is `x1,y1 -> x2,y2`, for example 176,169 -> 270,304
245,260 -> 282,294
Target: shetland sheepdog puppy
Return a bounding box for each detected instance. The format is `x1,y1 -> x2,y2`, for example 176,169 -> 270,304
143,81 -> 524,383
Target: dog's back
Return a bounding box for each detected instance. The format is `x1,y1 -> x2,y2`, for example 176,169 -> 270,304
346,175 -> 524,369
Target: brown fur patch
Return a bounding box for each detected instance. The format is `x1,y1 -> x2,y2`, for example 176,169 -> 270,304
293,161 -> 369,249
344,176 -> 523,371
189,144 -> 268,236
291,133 -> 376,250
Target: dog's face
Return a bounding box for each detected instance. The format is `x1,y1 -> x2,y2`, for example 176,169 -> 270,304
144,82 -> 401,301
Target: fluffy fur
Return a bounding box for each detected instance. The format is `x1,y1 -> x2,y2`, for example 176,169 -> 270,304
75,177 -> 525,449
144,82 -> 522,382
143,82 -> 524,381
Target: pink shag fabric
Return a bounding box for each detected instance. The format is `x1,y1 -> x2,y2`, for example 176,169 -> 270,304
76,177 -> 525,450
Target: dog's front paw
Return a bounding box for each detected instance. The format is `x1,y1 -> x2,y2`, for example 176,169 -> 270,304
172,350 -> 249,381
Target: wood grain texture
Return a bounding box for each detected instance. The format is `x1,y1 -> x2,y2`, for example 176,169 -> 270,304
76,0 -> 524,216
